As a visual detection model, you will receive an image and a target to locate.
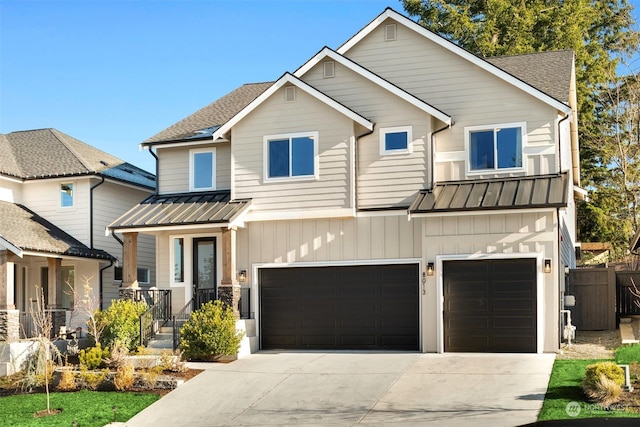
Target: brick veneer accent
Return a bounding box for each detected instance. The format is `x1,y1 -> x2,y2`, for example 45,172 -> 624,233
0,310 -> 19,341
218,285 -> 241,319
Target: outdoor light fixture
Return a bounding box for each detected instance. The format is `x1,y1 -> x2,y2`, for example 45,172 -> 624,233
544,259 -> 552,274
426,262 -> 435,276
238,270 -> 247,282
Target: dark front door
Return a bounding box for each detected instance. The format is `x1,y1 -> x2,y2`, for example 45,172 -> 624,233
260,264 -> 419,351
443,259 -> 537,353
193,238 -> 216,308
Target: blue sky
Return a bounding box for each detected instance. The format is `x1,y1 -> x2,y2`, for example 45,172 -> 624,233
1,0 -> 638,174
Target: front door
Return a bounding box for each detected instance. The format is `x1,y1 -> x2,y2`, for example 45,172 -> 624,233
193,237 -> 216,308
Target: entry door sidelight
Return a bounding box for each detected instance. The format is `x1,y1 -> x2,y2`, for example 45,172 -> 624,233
193,238 -> 216,308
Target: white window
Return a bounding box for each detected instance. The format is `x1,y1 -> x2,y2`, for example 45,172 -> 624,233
60,183 -> 74,207
466,123 -> 525,173
264,132 -> 318,181
113,267 -> 150,284
189,148 -> 216,191
380,126 -> 412,155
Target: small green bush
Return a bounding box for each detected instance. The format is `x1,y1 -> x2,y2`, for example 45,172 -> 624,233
583,361 -> 625,406
94,299 -> 147,351
179,300 -> 244,361
79,343 -> 110,370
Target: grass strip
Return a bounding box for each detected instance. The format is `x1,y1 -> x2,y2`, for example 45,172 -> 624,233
0,389 -> 160,427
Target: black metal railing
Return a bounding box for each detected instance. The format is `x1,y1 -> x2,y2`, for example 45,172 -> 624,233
194,288 -> 217,310
139,306 -> 155,347
120,288 -> 172,347
172,298 -> 194,350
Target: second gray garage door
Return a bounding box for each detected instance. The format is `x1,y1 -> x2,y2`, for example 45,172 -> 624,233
443,259 -> 537,353
260,264 -> 419,351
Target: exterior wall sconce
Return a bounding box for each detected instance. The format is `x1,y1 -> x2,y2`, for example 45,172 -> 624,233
544,259 -> 552,274
426,262 -> 435,276
238,270 -> 247,282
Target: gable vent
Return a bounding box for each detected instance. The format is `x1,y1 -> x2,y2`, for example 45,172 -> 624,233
285,86 -> 296,103
323,61 -> 335,78
385,23 -> 397,41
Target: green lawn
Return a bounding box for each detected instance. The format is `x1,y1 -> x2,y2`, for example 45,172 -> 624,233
538,359 -> 640,420
0,390 -> 160,426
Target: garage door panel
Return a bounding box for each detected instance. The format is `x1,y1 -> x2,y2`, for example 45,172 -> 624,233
444,259 -> 537,353
261,264 -> 418,350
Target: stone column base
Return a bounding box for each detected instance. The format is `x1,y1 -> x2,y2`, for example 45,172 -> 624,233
0,310 -> 20,342
218,285 -> 241,319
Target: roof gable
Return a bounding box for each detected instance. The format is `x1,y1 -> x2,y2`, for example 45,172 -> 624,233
1,128 -> 155,189
338,8 -> 571,114
212,73 -> 374,141
294,47 -> 451,125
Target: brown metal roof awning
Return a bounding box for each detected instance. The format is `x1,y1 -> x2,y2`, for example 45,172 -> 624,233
409,173 -> 569,215
108,191 -> 251,231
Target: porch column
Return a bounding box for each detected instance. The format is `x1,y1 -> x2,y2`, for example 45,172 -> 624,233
123,232 -> 138,288
47,257 -> 63,309
218,227 -> 240,318
0,250 -> 19,341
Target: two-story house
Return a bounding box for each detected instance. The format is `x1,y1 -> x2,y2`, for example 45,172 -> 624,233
109,8 -> 583,354
0,128 -> 156,343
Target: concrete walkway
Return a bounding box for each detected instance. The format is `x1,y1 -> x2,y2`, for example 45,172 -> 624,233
125,351 -> 555,427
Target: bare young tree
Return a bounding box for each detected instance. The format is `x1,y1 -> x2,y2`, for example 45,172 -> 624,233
69,275 -> 106,345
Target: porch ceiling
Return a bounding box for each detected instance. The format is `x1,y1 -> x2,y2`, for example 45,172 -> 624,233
409,173 -> 569,215
0,200 -> 115,260
108,190 -> 251,231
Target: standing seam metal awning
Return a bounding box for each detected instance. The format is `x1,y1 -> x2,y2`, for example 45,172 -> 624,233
108,191 -> 251,230
409,173 -> 569,214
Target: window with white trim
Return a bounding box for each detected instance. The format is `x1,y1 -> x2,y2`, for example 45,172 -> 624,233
113,267 -> 151,284
60,183 -> 74,207
189,148 -> 215,191
265,132 -> 318,180
466,123 -> 525,172
380,126 -> 412,155
172,237 -> 184,284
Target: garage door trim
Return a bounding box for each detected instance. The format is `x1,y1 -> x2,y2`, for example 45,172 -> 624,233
253,258 -> 423,351
435,253 -> 544,354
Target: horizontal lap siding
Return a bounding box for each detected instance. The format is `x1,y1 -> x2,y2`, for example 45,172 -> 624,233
302,60 -> 431,209
233,87 -> 352,212
345,18 -> 560,182
158,143 -> 231,194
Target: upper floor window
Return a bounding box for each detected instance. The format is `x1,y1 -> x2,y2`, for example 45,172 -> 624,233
60,183 -> 73,207
264,132 -> 318,181
466,123 -> 525,172
190,148 -> 216,191
380,126 -> 412,155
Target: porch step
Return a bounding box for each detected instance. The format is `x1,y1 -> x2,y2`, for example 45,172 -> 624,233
620,319 -> 639,345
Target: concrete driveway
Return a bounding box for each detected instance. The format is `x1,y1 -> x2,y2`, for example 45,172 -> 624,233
125,352 -> 555,427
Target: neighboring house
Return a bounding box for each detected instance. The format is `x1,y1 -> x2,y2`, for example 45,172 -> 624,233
110,8 -> 584,354
0,128 -> 156,341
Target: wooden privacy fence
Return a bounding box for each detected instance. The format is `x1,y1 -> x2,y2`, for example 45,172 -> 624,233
567,267 -> 616,331
616,271 -> 640,318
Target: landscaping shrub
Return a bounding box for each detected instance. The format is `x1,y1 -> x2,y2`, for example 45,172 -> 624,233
79,343 -> 109,370
56,368 -> 77,391
79,366 -> 108,390
179,300 -> 244,361
94,299 -> 147,351
583,361 -> 625,406
114,364 -> 136,391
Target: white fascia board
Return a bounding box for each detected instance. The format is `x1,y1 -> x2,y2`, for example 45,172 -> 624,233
338,8 -> 571,115
0,237 -> 23,258
244,208 -> 355,222
140,138 -> 228,150
294,47 -> 452,125
409,207 -> 558,219
212,73 -> 374,141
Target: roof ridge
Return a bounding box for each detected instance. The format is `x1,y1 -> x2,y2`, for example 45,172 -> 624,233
487,49 -> 574,60
49,128 -> 93,172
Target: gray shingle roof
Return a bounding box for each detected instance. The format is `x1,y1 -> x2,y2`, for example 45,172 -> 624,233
0,200 -> 115,260
108,190 -> 251,230
1,128 -> 156,189
409,173 -> 569,214
143,82 -> 274,144
486,50 -> 574,103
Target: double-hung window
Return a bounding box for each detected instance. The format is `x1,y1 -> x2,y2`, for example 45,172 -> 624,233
190,148 -> 215,191
265,132 -> 318,180
380,126 -> 412,155
467,123 -> 525,172
60,183 -> 74,207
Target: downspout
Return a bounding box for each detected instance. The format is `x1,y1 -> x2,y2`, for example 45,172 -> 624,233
557,113 -> 570,175
148,144 -> 159,195
354,126 -> 375,212
90,175 -> 106,309
430,123 -> 451,190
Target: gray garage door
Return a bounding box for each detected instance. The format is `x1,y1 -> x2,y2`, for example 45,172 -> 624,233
443,259 -> 537,353
260,264 -> 419,350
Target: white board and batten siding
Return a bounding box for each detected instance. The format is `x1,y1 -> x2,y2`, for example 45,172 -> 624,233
157,143 -> 232,194
301,59 -> 434,209
232,86 -> 354,213
420,211 -> 560,353
344,17 -> 563,182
